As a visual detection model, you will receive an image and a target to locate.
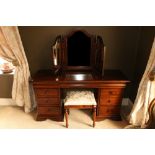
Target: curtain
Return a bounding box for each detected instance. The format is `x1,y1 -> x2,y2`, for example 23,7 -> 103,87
128,38 -> 155,128
0,26 -> 35,112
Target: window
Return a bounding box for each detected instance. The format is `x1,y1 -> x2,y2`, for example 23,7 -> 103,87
0,57 -> 15,74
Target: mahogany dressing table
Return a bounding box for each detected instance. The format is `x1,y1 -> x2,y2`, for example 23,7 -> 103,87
33,30 -> 129,122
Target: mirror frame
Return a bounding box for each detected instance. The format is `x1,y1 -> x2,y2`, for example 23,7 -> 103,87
51,29 -> 105,76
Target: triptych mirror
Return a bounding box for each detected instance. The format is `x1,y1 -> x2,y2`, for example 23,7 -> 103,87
51,30 -> 105,76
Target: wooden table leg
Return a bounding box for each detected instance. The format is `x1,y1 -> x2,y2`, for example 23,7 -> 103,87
93,106 -> 96,127
65,108 -> 69,128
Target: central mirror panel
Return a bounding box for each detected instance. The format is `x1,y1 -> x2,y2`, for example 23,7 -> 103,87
67,31 -> 91,66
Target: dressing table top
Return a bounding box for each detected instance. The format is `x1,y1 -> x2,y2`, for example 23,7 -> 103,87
33,69 -> 129,86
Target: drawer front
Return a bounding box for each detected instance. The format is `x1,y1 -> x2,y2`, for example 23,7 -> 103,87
100,88 -> 124,97
37,106 -> 61,115
37,98 -> 59,106
99,97 -> 122,106
35,88 -> 59,97
98,106 -> 120,116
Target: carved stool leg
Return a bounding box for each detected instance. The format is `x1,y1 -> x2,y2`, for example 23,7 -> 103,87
93,106 -> 96,127
68,109 -> 70,115
65,108 -> 69,128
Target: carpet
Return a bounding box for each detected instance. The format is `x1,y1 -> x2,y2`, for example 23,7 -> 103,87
0,105 -> 129,129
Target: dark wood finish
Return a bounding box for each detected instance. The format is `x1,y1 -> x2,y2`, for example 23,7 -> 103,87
97,86 -> 124,120
33,69 -> 129,122
36,98 -> 59,106
34,88 -> 59,98
64,105 -> 96,109
98,105 -> 120,116
34,30 -> 129,124
37,106 -> 61,115
33,86 -> 63,121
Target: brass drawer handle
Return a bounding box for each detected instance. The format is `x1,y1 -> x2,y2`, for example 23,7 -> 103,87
107,100 -> 111,103
109,91 -> 117,95
107,109 -> 111,112
109,91 -> 113,94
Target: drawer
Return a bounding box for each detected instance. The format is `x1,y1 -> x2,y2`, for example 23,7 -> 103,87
98,106 -> 120,116
100,88 -> 124,97
99,97 -> 122,106
36,98 -> 59,106
37,106 -> 61,115
35,88 -> 59,97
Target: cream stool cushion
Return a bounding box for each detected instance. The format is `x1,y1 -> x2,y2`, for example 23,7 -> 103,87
64,90 -> 97,106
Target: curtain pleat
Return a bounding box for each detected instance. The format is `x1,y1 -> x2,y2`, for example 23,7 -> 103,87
129,38 -> 155,127
0,26 -> 35,112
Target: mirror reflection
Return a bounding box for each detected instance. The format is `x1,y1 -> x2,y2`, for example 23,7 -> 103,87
52,36 -> 61,66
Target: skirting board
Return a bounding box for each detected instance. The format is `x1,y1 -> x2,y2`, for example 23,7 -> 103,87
0,98 -> 16,106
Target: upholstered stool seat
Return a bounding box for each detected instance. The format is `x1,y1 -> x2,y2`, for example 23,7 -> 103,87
64,90 -> 97,128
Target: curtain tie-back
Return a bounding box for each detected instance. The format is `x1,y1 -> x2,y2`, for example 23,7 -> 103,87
149,68 -> 155,81
12,59 -> 19,66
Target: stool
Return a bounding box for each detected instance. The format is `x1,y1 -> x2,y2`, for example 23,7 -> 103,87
64,90 -> 97,128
